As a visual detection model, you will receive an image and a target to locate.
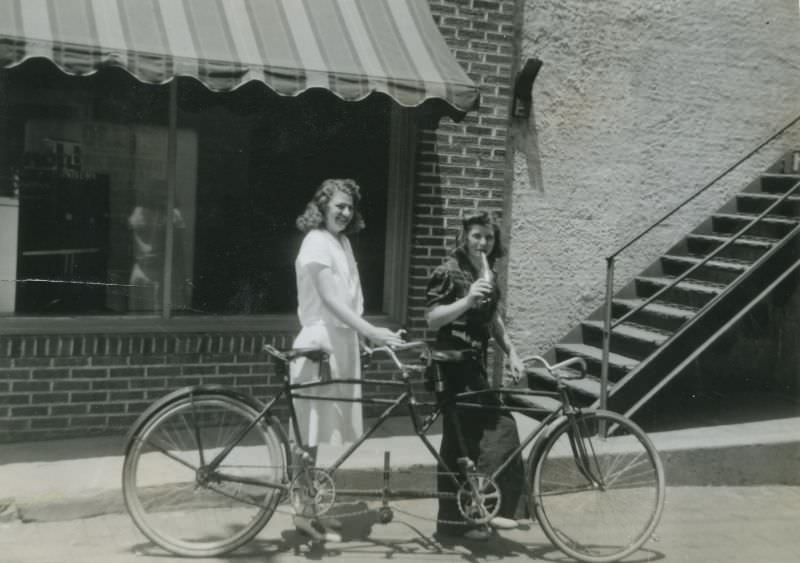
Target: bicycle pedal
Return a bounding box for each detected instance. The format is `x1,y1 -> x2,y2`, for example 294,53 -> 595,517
456,457 -> 475,472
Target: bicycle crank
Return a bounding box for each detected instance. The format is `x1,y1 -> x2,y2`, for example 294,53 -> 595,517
290,468 -> 336,516
457,473 -> 501,525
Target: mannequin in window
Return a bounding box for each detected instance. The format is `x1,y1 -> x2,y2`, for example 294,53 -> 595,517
127,181 -> 185,312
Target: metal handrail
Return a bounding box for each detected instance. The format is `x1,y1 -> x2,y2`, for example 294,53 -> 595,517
612,181 -> 800,329
609,114 -> 800,260
620,256 -> 800,421
600,183 -> 800,410
599,113 -> 800,411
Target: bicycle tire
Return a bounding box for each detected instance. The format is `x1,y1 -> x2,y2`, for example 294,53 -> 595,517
122,392 -> 289,557
531,410 -> 665,563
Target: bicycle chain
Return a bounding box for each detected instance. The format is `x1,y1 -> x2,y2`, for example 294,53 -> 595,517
203,461 -> 504,525
266,464 -> 502,525
272,494 -> 488,526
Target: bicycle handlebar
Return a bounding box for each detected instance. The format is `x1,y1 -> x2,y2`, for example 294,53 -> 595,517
264,341 -> 431,377
521,354 -> 587,380
362,341 -> 431,376
266,343 -> 588,384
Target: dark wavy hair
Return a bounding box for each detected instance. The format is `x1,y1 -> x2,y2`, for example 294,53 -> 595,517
295,178 -> 366,234
455,210 -> 506,262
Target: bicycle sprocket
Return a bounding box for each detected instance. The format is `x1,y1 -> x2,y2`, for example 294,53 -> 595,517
290,468 -> 336,516
457,473 -> 501,524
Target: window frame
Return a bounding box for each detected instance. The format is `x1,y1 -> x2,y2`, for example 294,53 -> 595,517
0,74 -> 417,334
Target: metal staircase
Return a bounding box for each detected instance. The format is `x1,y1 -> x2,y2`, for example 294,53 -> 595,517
527,149 -> 800,420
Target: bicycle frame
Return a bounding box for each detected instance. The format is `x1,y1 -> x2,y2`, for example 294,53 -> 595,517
522,355 -> 609,490
123,346 -> 665,562
202,347 -> 596,503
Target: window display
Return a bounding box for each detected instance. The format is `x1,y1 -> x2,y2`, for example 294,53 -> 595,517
0,60 -> 406,320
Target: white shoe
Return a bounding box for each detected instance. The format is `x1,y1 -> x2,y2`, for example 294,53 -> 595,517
489,516 -> 519,530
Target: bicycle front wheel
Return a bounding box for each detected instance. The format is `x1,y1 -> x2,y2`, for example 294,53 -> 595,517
122,393 -> 289,557
531,410 -> 665,563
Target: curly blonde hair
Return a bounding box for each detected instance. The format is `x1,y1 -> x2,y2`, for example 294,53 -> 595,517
295,178 -> 366,234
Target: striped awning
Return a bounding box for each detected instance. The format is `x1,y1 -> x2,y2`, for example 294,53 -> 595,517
0,0 -> 479,116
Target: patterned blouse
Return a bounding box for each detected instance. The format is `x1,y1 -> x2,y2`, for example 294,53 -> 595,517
425,248 -> 500,352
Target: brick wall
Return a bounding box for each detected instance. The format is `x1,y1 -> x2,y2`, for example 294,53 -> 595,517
0,332 -> 408,442
0,333 -> 288,441
0,0 -> 518,442
409,0 -> 517,338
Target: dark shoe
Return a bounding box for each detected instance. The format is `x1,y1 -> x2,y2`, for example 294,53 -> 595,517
318,516 -> 343,530
294,516 -> 342,543
463,527 -> 490,541
436,525 -> 490,542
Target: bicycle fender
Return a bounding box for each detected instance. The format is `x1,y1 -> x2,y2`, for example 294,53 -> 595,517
123,385 -> 268,453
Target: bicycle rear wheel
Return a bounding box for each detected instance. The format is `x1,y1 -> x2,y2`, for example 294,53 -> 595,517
122,393 -> 288,557
531,410 -> 665,563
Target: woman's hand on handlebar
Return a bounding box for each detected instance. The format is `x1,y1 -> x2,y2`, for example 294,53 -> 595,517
365,326 -> 405,348
503,348 -> 526,385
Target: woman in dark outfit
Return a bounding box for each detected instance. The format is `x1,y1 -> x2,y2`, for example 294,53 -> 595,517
425,211 -> 526,541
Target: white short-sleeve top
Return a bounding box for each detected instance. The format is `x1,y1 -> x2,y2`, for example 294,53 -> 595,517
295,229 -> 364,328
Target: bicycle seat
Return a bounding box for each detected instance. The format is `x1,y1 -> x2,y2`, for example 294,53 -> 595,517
292,348 -> 329,362
276,347 -> 329,362
430,349 -> 479,363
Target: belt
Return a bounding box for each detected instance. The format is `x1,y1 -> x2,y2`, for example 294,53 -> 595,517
448,329 -> 485,350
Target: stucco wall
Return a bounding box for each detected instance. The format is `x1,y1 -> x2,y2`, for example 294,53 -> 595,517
508,0 -> 800,355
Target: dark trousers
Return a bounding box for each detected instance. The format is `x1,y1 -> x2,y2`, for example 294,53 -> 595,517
435,359 -> 526,535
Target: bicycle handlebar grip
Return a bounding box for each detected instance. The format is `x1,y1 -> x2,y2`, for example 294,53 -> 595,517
391,340 -> 427,352
262,344 -> 285,360
557,356 -> 587,378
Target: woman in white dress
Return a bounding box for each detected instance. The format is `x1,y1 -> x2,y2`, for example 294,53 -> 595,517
291,178 -> 404,541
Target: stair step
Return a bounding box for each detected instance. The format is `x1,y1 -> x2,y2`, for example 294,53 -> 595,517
757,173 -> 800,194
636,276 -> 724,293
525,366 -> 602,399
665,254 -> 750,271
554,343 -> 639,383
713,212 -> 798,240
582,320 -> 670,343
613,298 -> 697,318
736,192 -> 800,218
581,320 -> 669,361
686,233 -> 774,263
635,275 -> 724,308
714,212 -> 799,225
688,233 -> 775,247
612,297 -> 697,332
517,393 -> 564,412
764,153 -> 800,173
661,254 -> 749,285
739,192 -> 800,203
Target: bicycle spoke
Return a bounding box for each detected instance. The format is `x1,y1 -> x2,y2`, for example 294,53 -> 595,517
123,394 -> 286,558
533,411 -> 665,563
142,438 -> 199,472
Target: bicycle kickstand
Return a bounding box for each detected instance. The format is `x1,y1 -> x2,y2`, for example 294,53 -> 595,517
378,450 -> 394,524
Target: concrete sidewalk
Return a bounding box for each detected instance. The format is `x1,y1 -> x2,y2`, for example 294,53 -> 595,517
1,414 -> 799,524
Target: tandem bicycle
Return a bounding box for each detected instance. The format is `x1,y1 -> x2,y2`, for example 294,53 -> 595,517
121,340 -> 665,563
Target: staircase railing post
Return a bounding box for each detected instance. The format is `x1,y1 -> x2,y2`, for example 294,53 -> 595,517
601,257 -> 615,412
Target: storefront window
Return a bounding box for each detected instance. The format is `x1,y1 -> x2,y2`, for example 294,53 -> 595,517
0,61 -> 410,322
175,81 -> 391,315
